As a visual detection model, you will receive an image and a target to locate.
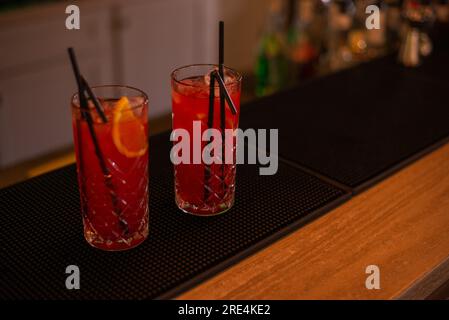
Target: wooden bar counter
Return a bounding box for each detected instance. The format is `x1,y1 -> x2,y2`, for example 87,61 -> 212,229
179,142 -> 449,299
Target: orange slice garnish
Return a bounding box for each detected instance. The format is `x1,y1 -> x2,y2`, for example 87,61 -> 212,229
196,113 -> 207,121
112,97 -> 148,158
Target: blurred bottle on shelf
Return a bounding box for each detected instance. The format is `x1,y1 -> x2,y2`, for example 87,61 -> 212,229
255,0 -> 290,97
347,0 -> 387,61
385,0 -> 405,50
348,0 -> 369,59
326,0 -> 356,71
365,0 -> 388,54
287,0 -> 328,81
253,0 -> 442,93
399,0 -> 436,66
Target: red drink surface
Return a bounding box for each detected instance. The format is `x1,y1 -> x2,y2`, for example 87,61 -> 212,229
72,98 -> 149,250
172,74 -> 241,215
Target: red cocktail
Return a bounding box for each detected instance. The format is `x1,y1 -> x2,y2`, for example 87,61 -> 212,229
71,85 -> 149,250
171,64 -> 242,216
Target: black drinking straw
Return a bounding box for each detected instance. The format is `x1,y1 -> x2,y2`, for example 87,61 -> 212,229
207,73 -> 216,141
81,76 -> 108,124
204,72 -> 216,201
219,21 -> 225,133
68,48 -> 89,217
68,48 -> 108,177
67,47 -> 129,235
203,21 -> 238,202
218,21 -> 227,196
213,70 -> 237,115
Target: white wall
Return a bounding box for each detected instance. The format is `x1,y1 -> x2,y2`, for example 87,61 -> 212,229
213,0 -> 273,73
0,0 -> 271,167
0,1 -> 113,168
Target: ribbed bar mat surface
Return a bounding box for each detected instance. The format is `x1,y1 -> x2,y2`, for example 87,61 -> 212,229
240,54 -> 449,191
0,134 -> 347,299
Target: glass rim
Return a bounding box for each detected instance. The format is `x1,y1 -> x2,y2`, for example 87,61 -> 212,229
171,64 -> 242,88
71,84 -> 149,110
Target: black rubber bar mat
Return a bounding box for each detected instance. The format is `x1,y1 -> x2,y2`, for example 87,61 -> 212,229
0,133 -> 348,299
240,53 -> 449,192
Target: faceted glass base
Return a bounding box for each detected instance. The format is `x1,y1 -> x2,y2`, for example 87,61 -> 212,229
83,220 -> 149,251
175,192 -> 235,216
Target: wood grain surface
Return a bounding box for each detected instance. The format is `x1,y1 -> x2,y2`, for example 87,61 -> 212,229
178,143 -> 449,300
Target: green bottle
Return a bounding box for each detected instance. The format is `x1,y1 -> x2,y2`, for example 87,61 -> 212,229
255,0 -> 290,97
